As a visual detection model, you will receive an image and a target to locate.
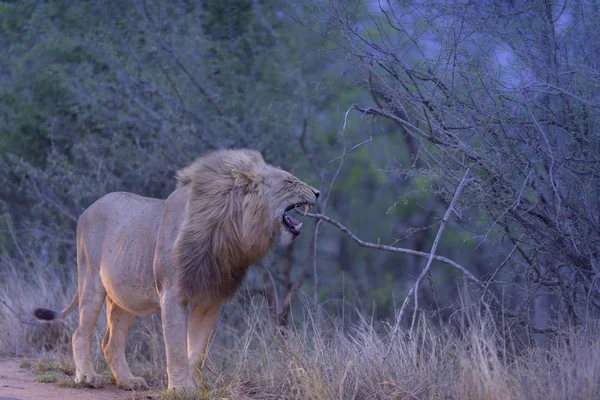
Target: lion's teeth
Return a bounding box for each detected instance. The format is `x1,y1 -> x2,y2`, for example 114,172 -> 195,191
297,222 -> 303,231
303,204 -> 309,216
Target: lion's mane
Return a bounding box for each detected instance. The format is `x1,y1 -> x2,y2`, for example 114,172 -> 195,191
173,149 -> 275,305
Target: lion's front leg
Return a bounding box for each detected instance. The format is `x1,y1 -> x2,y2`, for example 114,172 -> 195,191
187,303 -> 220,379
160,291 -> 196,392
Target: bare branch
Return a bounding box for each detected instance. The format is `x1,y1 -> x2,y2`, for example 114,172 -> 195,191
256,262 -> 281,316
350,105 -> 449,145
297,210 -> 481,288
313,106 -> 369,304
4,214 -> 29,267
0,299 -> 36,326
536,81 -> 600,109
406,168 -> 472,333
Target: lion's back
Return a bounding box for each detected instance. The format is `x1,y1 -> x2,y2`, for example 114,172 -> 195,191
78,191 -> 164,234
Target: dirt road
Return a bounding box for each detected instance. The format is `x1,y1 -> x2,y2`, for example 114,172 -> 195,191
0,358 -> 158,400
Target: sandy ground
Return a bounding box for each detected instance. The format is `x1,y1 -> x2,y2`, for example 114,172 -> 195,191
0,358 -> 159,400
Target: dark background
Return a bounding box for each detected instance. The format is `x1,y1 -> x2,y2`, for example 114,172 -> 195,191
1,0 -> 598,343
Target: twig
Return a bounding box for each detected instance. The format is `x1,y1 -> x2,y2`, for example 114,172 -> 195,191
313,106 -> 362,304
407,169 -> 472,333
296,211 -> 481,288
295,167 -> 477,361
328,136 -> 373,164
257,262 -> 280,316
160,46 -> 225,117
311,220 -> 324,305
350,105 -> 449,145
2,385 -> 25,389
537,81 -> 600,109
384,169 -> 472,358
280,117 -> 357,320
131,3 -> 225,118
298,118 -> 326,184
482,236 -> 522,300
280,227 -> 319,322
0,299 -> 36,326
5,214 -> 29,267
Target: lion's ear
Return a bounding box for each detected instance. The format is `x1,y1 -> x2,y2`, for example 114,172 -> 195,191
232,169 -> 262,192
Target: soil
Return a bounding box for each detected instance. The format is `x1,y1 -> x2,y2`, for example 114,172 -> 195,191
0,358 -> 159,400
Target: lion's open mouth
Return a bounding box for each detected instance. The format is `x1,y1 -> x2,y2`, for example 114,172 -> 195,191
282,203 -> 311,237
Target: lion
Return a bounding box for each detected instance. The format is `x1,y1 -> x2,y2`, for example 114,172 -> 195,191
33,149 -> 319,392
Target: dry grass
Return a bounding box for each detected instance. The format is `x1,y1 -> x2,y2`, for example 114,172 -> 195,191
35,372 -> 58,383
2,265 -> 600,399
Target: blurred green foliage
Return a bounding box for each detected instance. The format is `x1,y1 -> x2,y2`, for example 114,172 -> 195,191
0,0 -> 492,322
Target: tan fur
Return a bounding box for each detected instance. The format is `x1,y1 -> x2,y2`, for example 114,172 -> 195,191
34,149 -> 319,392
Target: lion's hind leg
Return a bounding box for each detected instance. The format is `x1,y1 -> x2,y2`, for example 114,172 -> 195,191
72,273 -> 106,388
102,297 -> 148,390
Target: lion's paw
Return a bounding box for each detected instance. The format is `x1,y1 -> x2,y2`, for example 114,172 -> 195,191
75,372 -> 104,388
117,376 -> 148,391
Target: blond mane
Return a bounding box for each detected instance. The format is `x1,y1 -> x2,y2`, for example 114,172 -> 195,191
173,149 -> 274,305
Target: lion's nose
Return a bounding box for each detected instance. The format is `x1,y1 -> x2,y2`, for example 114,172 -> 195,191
313,189 -> 320,199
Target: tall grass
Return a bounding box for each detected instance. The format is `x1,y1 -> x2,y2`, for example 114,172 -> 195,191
1,264 -> 600,399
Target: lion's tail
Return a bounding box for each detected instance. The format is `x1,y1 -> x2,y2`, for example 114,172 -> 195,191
33,293 -> 79,321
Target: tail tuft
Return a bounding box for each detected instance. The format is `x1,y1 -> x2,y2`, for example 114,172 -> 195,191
33,308 -> 59,321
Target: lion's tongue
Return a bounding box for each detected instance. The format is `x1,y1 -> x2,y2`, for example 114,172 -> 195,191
283,213 -> 302,235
